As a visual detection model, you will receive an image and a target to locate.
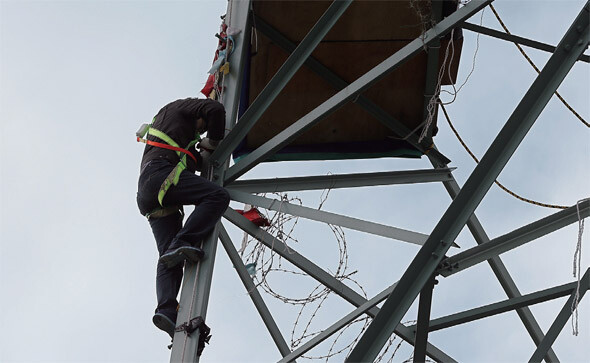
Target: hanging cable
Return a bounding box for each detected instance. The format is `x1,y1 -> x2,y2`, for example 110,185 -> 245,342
441,104 -> 571,209
489,4 -> 589,128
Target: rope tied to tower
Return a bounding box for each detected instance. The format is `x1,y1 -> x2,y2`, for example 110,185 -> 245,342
572,197 -> 589,335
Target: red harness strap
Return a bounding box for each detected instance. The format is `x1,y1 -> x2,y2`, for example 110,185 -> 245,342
137,137 -> 198,164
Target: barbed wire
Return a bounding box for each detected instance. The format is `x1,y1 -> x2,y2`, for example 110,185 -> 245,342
238,188 -> 416,361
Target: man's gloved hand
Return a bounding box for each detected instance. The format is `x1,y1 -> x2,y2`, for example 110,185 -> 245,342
200,149 -> 212,163
197,138 -> 219,152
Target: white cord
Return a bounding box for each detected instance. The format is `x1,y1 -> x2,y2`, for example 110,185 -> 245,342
571,198 -> 588,335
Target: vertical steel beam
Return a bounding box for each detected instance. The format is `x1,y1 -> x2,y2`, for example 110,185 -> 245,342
529,269 -> 590,363
211,0 -> 353,166
347,4 -> 590,361
420,0 -> 443,143
170,1 -> 252,361
224,0 -> 493,184
413,275 -> 436,363
217,226 -> 292,358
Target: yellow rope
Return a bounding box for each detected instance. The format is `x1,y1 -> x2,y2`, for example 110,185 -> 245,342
441,104 -> 570,210
489,4 -> 590,128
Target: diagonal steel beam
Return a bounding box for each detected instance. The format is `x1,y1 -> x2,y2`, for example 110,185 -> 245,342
347,4 -> 589,360
224,0 -> 494,184
430,173 -> 559,362
461,22 -> 590,63
439,200 -> 590,277
218,225 -> 292,358
419,271 -> 588,332
250,13 -> 451,165
223,208 -> 457,362
529,270 -> 590,362
228,189 -> 434,246
211,0 -> 353,166
278,283 -> 398,363
226,168 -> 455,193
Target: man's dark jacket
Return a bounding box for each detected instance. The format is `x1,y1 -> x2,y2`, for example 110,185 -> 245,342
141,98 -> 225,172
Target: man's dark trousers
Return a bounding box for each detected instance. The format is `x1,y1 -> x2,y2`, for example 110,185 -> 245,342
137,158 -> 230,322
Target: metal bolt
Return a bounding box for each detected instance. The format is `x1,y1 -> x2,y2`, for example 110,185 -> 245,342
564,44 -> 572,51
440,240 -> 448,247
432,253 -> 439,259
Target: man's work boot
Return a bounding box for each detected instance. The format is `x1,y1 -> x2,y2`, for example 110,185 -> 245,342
153,312 -> 175,338
159,240 -> 204,268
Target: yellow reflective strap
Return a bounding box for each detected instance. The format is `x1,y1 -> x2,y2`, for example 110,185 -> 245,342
147,126 -> 201,206
148,128 -> 180,147
157,162 -> 187,206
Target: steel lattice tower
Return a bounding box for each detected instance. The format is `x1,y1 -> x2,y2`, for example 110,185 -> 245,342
168,1 -> 590,361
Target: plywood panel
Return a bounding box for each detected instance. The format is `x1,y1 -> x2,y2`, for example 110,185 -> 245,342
243,0 -> 463,154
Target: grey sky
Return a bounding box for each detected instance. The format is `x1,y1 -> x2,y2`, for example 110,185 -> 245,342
1,0 -> 588,362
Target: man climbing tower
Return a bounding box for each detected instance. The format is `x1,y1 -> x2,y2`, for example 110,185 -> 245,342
136,98 -> 230,338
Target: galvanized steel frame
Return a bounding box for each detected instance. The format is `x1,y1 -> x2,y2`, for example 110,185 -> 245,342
170,0 -> 589,361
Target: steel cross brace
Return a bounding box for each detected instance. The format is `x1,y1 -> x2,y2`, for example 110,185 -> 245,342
245,2 -> 555,359
211,0 -> 353,167
227,190 -> 432,246
277,283 -> 398,363
249,1 -> 561,359
218,226 -> 292,358
529,270 -> 590,362
223,208 -> 457,362
347,3 -> 590,361
226,168 -> 455,193
461,22 -> 590,63
169,1 -> 252,361
431,175 -> 559,362
439,200 -> 590,277
410,269 -> 590,332
224,0 -> 494,184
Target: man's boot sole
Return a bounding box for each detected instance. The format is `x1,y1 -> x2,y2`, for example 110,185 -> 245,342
159,246 -> 204,268
153,313 -> 175,338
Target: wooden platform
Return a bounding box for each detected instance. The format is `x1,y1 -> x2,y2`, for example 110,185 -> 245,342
237,0 -> 463,160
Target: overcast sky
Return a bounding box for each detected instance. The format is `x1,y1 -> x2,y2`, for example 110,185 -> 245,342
1,0 -> 589,362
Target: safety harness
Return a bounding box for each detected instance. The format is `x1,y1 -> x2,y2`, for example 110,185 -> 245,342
136,119 -> 201,219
